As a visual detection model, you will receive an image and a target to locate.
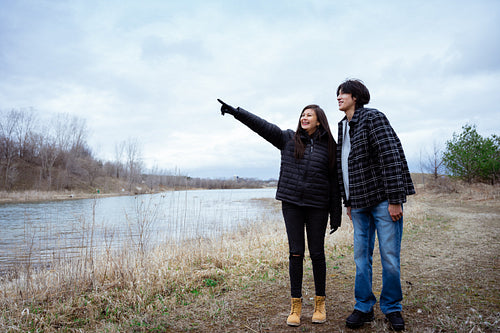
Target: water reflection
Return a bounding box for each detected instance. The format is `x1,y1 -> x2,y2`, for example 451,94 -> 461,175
0,188 -> 279,271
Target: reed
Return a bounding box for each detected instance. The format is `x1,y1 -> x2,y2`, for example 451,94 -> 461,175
0,190 -> 416,330
1,183 -> 498,332
0,192 -> 355,331
0,196 -> 299,331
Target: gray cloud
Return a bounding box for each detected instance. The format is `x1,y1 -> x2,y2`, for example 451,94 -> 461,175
1,0 -> 499,179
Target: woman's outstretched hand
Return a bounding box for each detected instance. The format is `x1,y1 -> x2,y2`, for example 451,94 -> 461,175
217,98 -> 237,116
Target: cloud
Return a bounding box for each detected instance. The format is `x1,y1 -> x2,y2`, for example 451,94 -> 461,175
1,0 -> 499,179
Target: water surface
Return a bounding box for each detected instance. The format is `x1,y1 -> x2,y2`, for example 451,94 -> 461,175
0,188 -> 279,271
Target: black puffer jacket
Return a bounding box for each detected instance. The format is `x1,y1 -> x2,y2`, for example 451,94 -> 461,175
232,107 -> 342,230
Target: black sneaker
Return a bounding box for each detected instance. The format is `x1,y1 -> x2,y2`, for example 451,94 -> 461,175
385,311 -> 405,331
346,309 -> 375,329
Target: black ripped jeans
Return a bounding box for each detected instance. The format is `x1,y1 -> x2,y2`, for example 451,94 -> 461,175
282,201 -> 329,298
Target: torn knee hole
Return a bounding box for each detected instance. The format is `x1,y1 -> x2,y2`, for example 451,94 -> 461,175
289,253 -> 304,259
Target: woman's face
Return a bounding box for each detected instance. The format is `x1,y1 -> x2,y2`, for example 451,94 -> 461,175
300,108 -> 320,135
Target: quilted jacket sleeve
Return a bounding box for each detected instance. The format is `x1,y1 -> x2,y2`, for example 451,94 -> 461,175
232,107 -> 291,150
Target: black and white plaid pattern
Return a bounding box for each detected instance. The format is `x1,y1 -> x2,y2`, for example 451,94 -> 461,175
337,108 -> 415,209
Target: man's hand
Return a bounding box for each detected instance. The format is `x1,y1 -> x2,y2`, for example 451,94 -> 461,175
217,98 -> 237,116
346,206 -> 352,220
388,203 -> 403,221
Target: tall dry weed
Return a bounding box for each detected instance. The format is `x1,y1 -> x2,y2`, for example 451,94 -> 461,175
0,192 -> 434,332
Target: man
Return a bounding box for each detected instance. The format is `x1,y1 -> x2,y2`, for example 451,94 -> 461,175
336,79 -> 415,331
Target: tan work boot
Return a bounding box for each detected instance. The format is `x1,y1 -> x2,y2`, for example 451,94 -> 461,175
312,295 -> 326,323
286,298 -> 302,326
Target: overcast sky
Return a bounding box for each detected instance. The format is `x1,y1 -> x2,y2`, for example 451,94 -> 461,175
1,0 -> 499,179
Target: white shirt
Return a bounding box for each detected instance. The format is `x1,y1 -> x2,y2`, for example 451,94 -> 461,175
341,119 -> 351,200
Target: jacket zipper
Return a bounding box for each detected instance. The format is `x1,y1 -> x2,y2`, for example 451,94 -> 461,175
302,139 -> 313,181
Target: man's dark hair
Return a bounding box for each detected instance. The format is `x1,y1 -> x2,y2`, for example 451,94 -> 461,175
336,79 -> 370,109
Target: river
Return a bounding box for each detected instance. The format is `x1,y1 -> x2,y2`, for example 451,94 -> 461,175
0,188 -> 279,272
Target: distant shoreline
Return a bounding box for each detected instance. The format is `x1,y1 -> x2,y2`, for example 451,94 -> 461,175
0,187 -> 277,205
0,190 -> 131,204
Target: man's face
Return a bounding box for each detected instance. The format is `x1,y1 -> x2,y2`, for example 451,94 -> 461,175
337,90 -> 356,112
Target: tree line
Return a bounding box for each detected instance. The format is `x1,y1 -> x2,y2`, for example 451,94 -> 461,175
420,124 -> 499,185
2,108 -> 497,193
0,108 -> 275,193
443,124 -> 499,184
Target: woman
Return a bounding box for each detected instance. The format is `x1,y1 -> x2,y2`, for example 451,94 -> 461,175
217,98 -> 342,326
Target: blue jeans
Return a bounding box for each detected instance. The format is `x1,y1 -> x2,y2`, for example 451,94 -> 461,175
351,200 -> 403,314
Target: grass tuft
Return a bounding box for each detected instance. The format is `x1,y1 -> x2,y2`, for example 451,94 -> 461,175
1,185 -> 499,332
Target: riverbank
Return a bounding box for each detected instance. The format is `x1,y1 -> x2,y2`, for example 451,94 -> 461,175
0,173 -> 433,204
1,185 -> 499,332
0,187 -> 191,204
0,186 -> 277,204
0,190 -> 129,203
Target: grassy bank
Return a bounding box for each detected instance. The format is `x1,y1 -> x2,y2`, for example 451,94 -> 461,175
0,197 -> 291,332
1,185 -> 499,332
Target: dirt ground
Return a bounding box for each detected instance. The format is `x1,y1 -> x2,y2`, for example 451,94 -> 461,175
211,191 -> 500,332
2,187 -> 497,332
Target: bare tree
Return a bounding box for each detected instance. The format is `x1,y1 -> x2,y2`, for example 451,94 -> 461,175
114,141 -> 126,179
427,141 -> 444,180
145,163 -> 161,190
38,132 -> 59,190
15,108 -> 37,161
53,113 -> 88,156
69,116 -> 89,156
124,138 -> 143,191
419,141 -> 445,186
37,115 -> 68,190
0,109 -> 21,189
53,114 -> 91,189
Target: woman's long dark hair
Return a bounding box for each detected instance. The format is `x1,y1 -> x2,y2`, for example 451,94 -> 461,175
294,104 -> 337,169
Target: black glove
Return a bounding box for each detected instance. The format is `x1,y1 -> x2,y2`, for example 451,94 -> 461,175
217,98 -> 237,116
329,214 -> 341,234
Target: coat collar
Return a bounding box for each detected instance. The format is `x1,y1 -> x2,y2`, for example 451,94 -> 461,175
339,107 -> 364,126
298,126 -> 328,140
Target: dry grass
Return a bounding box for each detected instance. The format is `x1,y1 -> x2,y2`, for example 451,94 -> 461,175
0,198 -> 293,332
1,184 -> 499,332
0,190 -> 126,203
0,190 -> 73,203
